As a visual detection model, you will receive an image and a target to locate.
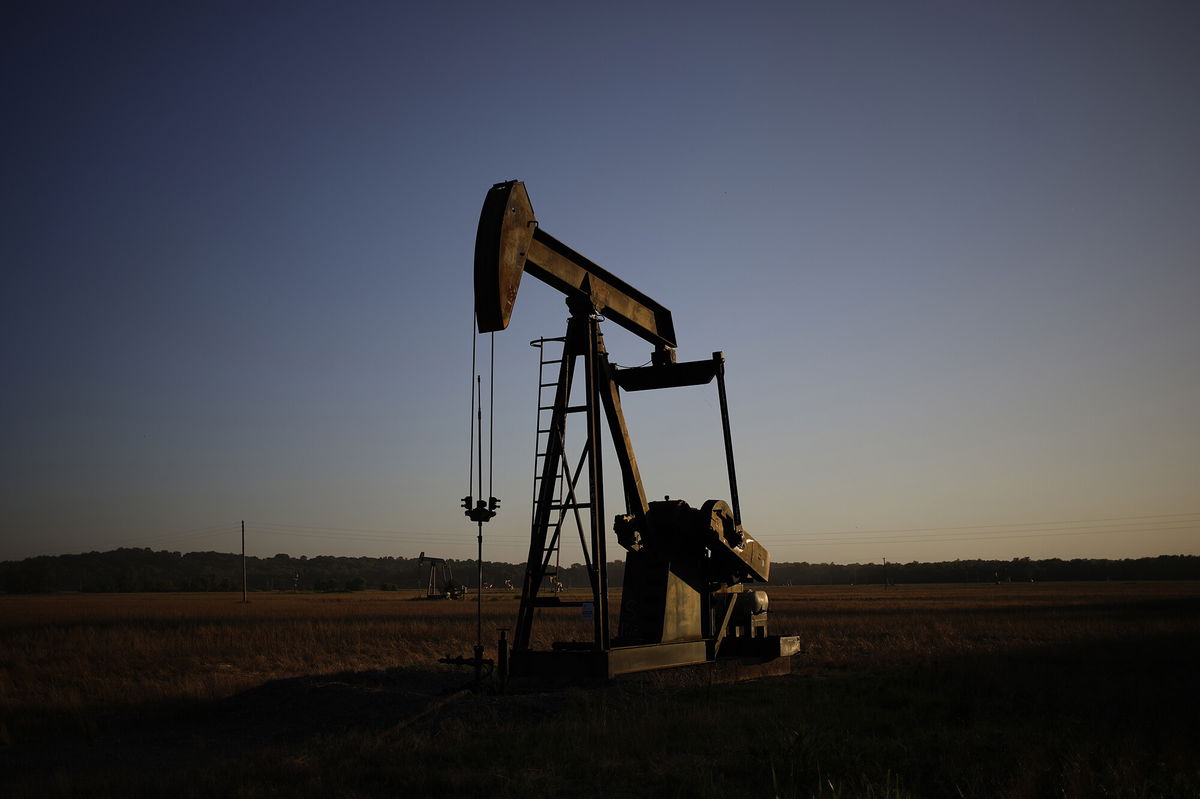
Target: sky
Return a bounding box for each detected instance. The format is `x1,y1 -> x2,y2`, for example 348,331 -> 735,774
2,0 -> 1197,567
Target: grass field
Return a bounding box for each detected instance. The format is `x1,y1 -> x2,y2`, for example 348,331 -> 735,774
2,582 -> 1197,797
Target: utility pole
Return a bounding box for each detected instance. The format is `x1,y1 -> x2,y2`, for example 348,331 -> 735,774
241,520 -> 248,603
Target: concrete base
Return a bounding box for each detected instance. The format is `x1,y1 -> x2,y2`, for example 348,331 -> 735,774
505,637 -> 798,691
622,653 -> 794,688
718,634 -> 801,659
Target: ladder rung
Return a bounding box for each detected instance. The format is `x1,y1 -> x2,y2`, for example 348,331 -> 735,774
551,503 -> 591,510
533,341 -> 575,532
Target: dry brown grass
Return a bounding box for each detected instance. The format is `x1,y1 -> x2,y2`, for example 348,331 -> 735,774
764,581 -> 1200,670
2,582 -> 1197,797
0,590 -> 501,740
2,583 -> 1197,740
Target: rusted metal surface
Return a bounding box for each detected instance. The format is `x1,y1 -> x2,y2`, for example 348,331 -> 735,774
597,344 -> 651,524
700,499 -> 769,583
719,635 -> 801,660
581,311 -> 611,649
506,640 -> 797,690
474,181 -> 535,333
607,640 -> 708,676
614,497 -> 768,649
525,229 -> 677,348
611,358 -> 719,392
656,651 -> 795,686
507,640 -> 710,687
473,180 -> 677,347
613,499 -> 768,585
713,352 -> 743,527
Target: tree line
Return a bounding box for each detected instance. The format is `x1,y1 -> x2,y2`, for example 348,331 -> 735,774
769,555 -> 1200,585
0,548 -> 531,594
0,548 -> 1197,594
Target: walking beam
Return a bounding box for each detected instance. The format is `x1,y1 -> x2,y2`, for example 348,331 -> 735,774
474,180 -> 678,350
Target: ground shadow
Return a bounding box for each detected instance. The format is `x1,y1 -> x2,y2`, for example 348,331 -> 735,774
0,665 -> 470,788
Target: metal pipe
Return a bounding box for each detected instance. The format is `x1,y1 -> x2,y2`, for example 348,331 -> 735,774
241,520 -> 247,603
477,521 -> 483,647
584,313 -> 609,648
713,352 -> 742,527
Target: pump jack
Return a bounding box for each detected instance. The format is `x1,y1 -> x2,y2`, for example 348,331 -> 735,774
417,552 -> 464,600
476,181 -> 797,683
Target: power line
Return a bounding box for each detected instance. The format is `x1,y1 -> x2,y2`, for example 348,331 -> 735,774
788,522 -> 1200,547
253,528 -> 527,546
126,523 -> 243,546
766,511 -> 1200,540
772,520 -> 1199,544
116,509 -> 1199,555
245,519 -> 461,536
244,520 -> 527,545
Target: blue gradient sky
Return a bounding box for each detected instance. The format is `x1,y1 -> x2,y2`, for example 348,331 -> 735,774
3,1 -> 1197,565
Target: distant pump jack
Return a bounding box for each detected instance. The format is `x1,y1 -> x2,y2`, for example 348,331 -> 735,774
416,552 -> 464,600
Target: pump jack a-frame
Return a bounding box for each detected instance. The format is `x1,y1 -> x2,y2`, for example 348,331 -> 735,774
475,181 -> 797,683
